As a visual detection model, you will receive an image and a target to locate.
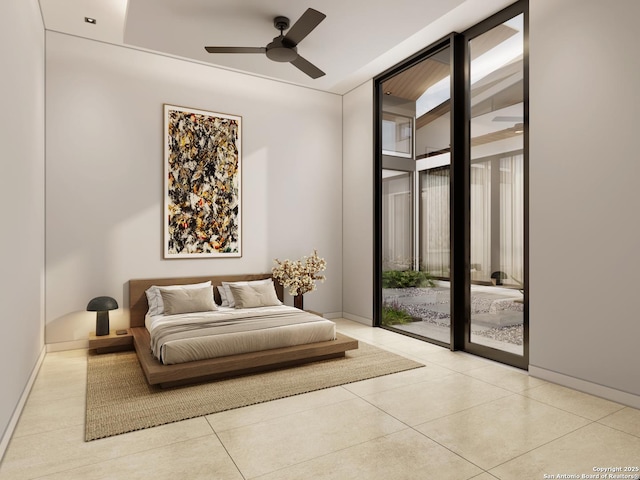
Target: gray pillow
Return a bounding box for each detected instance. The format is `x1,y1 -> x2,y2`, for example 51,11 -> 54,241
158,286 -> 216,315
221,279 -> 274,308
145,281 -> 211,316
228,282 -> 282,309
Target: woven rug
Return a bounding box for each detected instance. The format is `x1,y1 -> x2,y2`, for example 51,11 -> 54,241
85,342 -> 423,441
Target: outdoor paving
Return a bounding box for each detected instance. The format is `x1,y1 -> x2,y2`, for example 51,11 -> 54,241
383,285 -> 524,355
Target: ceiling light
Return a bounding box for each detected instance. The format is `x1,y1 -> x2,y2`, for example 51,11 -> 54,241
85,17 -> 97,25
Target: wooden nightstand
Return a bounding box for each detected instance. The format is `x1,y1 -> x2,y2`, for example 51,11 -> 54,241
89,329 -> 133,354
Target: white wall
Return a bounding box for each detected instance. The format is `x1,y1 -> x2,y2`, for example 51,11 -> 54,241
342,81 -> 374,324
0,0 -> 46,455
45,33 -> 343,346
529,0 -> 640,403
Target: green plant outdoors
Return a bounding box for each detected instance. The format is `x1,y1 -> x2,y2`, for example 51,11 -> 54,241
381,302 -> 414,326
382,269 -> 436,289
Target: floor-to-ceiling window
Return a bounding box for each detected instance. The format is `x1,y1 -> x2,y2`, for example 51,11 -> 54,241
465,7 -> 527,365
375,1 -> 527,368
379,41 -> 453,347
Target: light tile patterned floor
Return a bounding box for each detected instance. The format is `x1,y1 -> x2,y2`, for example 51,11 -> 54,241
1,319 -> 639,480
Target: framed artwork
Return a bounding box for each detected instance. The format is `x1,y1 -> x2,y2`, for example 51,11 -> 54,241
164,104 -> 242,258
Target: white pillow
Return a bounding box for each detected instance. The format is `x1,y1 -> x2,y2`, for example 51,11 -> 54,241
145,281 -> 211,316
221,279 -> 280,308
217,285 -> 229,307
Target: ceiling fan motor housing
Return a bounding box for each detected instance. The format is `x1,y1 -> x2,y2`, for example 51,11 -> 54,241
267,16 -> 297,62
266,38 -> 298,62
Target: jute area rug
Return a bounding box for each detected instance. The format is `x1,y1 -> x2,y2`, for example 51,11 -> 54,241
85,342 -> 423,441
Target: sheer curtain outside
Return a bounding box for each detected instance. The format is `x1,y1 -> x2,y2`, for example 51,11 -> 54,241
500,154 -> 524,287
420,167 -> 450,278
469,154 -> 523,285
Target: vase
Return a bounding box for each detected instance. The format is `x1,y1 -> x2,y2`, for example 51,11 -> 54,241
294,294 -> 304,310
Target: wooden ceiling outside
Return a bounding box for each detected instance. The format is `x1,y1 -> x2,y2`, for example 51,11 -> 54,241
382,59 -> 450,104
381,24 -> 518,103
383,23 -> 521,145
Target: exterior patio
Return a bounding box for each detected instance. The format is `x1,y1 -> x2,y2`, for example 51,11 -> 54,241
382,283 -> 524,355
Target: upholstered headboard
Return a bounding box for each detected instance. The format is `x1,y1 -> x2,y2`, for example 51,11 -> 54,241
128,273 -> 283,328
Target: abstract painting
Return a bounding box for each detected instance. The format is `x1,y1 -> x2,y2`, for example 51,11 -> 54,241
164,104 -> 241,258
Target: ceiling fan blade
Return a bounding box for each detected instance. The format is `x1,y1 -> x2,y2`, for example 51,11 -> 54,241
205,46 -> 266,54
284,8 -> 326,46
290,55 -> 325,79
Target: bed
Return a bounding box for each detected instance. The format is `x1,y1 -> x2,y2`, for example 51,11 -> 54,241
129,274 -> 358,387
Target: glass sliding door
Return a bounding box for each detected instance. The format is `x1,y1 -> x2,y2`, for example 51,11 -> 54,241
378,42 -> 453,346
375,1 -> 527,368
467,12 -> 526,361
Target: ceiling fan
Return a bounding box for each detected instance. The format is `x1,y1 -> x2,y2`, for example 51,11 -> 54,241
204,8 -> 326,79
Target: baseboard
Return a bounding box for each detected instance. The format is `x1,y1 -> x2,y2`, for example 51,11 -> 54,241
322,311 -> 343,320
0,345 -> 46,462
342,312 -> 373,326
529,365 -> 640,410
46,339 -> 88,352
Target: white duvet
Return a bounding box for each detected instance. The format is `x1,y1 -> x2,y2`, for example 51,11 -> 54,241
145,305 -> 336,365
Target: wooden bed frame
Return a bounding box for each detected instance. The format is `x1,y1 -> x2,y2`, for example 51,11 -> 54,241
129,274 -> 358,388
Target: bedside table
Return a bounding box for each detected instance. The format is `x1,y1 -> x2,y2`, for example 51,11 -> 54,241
89,329 -> 133,354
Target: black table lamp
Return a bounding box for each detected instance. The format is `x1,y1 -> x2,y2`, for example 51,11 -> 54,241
87,296 -> 119,336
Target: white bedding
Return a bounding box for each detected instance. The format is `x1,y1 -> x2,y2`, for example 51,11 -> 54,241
146,305 -> 336,365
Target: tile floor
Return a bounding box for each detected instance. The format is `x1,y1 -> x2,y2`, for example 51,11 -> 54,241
1,318 -> 639,480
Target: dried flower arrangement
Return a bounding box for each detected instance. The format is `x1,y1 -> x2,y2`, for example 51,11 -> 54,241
272,250 -> 327,297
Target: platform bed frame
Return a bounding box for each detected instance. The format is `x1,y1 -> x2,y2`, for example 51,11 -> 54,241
129,274 -> 358,388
